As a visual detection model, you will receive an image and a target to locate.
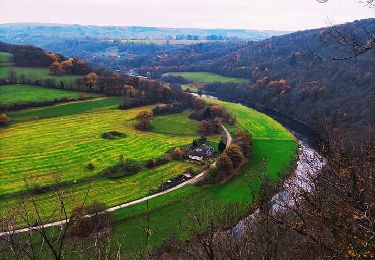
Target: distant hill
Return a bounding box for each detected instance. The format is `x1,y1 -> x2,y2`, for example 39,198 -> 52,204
199,19 -> 375,133
0,23 -> 289,44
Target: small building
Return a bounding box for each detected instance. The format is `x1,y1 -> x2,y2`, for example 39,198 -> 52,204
190,144 -> 215,158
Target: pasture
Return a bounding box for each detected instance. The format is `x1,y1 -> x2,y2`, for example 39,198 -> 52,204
0,84 -> 95,105
0,66 -> 77,84
151,110 -> 199,136
0,52 -> 77,84
162,71 -> 249,84
0,80 -> 297,257
8,97 -> 122,123
0,106 -> 202,196
0,52 -> 12,65
0,161 -> 200,217
107,101 -> 297,255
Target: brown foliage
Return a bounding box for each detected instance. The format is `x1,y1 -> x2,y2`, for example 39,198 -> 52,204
172,147 -> 184,160
136,110 -> 154,130
224,144 -> 244,168
0,113 -> 9,126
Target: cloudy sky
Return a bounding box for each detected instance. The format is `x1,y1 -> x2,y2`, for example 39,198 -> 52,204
0,0 -> 373,31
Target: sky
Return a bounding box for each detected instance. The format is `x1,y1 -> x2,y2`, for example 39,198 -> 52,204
0,0 -> 373,31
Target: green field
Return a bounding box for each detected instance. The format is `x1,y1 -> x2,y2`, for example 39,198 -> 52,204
0,106 -> 203,197
106,101 -> 297,255
0,98 -> 297,257
0,52 -> 77,84
0,84 -> 96,105
151,110 -> 199,136
89,100 -> 297,256
163,72 -> 249,84
7,97 -> 122,123
181,84 -> 200,93
0,66 -> 77,84
0,52 -> 12,65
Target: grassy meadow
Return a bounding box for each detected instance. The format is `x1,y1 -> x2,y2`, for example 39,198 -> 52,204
107,101 -> 297,255
0,51 -> 12,65
0,58 -> 298,257
0,66 -> 77,84
7,97 -> 122,123
0,106 -> 203,196
163,71 -> 249,84
0,84 -> 96,105
0,52 -> 77,84
151,110 -> 199,136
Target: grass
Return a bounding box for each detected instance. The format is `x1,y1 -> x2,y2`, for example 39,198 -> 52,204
0,52 -> 12,65
0,100 -> 298,258
0,161 -> 201,218
181,84 -> 200,93
205,99 -> 294,140
0,66 -> 77,84
98,101 -> 297,256
0,52 -> 77,84
0,107 -> 201,196
7,97 -> 123,124
0,84 -> 96,106
150,111 -> 199,137
162,72 -> 249,85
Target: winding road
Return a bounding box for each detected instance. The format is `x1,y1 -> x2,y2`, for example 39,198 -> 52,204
0,125 -> 232,237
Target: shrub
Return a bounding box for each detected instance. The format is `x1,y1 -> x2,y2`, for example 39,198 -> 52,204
86,163 -> 95,170
236,131 -> 253,158
155,155 -> 172,166
0,113 -> 10,127
218,139 -> 227,153
146,158 -> 156,168
102,161 -> 142,179
216,153 -> 233,175
135,110 -> 154,130
101,131 -> 126,140
68,201 -> 113,239
172,147 -> 184,160
224,144 -> 244,168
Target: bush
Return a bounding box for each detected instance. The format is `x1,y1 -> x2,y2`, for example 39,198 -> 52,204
146,158 -> 157,168
216,153 -> 233,175
102,161 -> 142,179
218,139 -> 226,153
0,113 -> 10,127
135,110 -> 154,130
171,147 -> 184,160
101,131 -> 126,140
155,154 -> 172,167
86,163 -> 95,170
236,131 -> 253,158
68,202 -> 113,239
224,144 -> 244,168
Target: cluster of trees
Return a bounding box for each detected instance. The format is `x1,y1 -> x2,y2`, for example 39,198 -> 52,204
199,118 -> 222,136
0,41 -> 91,75
152,102 -> 186,116
102,155 -> 142,179
206,130 -> 253,183
190,100 -> 235,124
200,19 -> 374,133
135,110 -> 154,130
49,57 -> 89,75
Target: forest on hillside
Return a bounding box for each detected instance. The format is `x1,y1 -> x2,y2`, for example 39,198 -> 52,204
3,20 -> 373,135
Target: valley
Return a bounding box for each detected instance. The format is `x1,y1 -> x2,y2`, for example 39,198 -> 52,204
0,8 -> 373,258
0,47 -> 297,256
